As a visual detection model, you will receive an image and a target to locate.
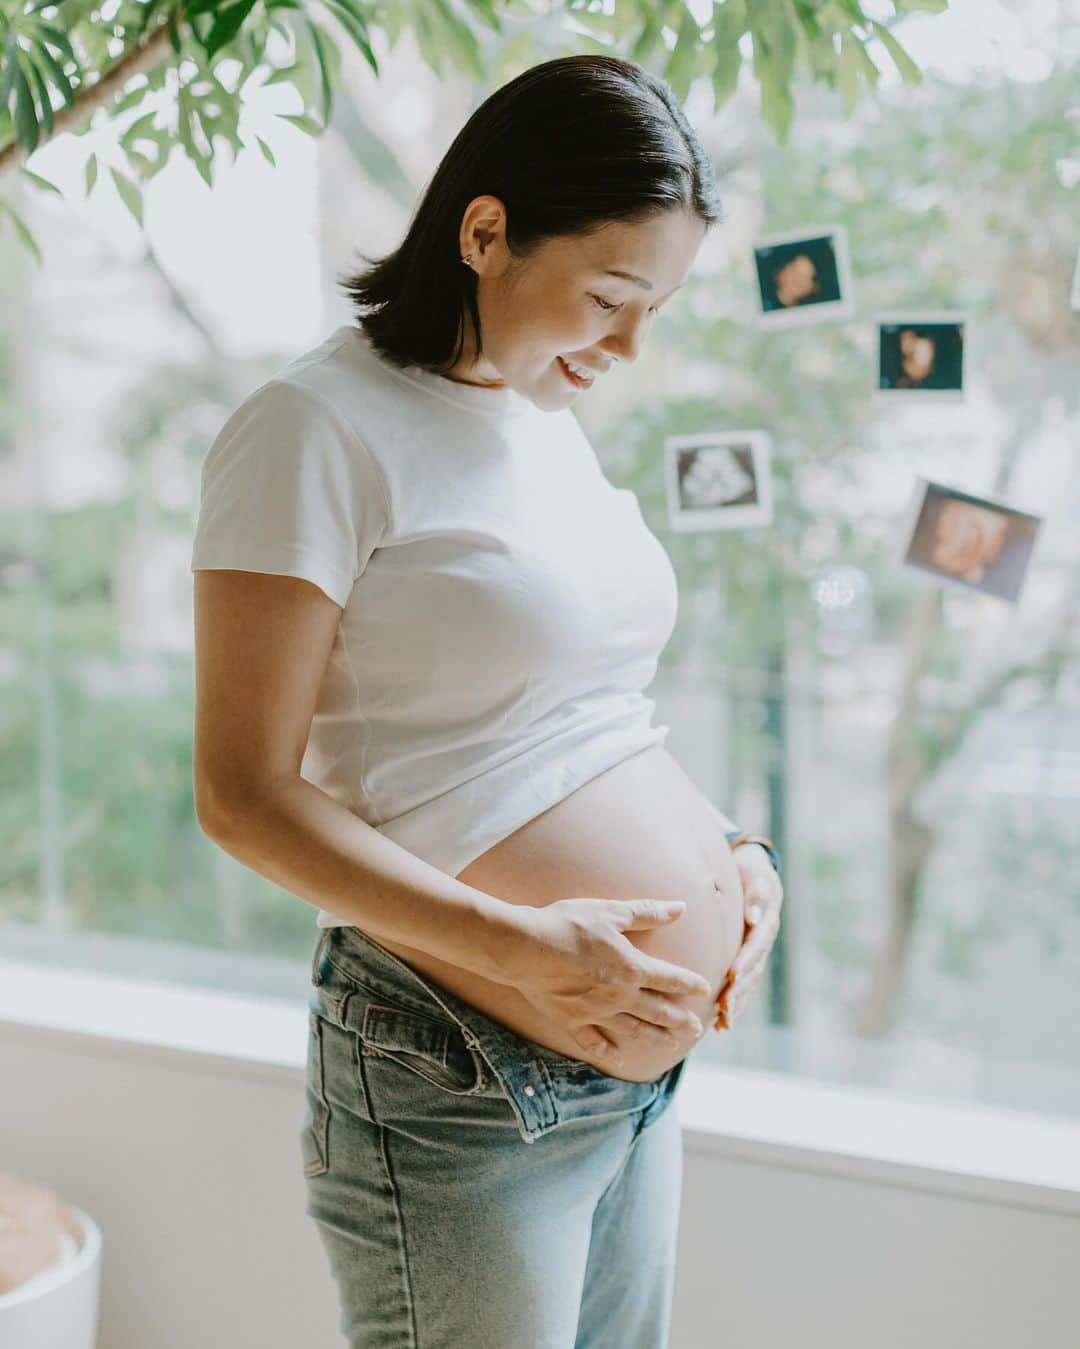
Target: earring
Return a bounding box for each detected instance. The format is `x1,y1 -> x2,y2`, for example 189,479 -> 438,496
461,252 -> 473,267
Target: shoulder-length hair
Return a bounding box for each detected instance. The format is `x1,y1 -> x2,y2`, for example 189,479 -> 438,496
336,53 -> 723,375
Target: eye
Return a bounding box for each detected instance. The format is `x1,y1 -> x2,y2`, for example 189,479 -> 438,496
589,294 -> 659,315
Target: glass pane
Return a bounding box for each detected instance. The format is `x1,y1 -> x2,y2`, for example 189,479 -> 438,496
2,2 -> 1077,1127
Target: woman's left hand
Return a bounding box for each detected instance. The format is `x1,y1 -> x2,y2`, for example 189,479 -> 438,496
714,844 -> 784,1031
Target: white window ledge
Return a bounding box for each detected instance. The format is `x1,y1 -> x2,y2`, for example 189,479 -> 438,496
1,957 -> 1078,1218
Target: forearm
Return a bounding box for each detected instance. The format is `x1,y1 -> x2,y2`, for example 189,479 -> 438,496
203,775 -> 527,984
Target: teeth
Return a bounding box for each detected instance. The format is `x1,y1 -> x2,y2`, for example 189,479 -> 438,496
562,357 -> 594,381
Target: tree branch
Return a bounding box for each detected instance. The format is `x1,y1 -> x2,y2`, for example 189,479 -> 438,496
0,15 -> 181,180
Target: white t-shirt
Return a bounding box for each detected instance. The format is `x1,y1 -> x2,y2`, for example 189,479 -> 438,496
190,324 -> 678,928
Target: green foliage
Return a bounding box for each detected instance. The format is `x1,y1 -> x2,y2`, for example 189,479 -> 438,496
0,0 -> 947,261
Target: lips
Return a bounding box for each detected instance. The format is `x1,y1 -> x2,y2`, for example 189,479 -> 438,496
557,355 -> 594,388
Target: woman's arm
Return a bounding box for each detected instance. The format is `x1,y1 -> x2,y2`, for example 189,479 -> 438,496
194,568 -> 529,982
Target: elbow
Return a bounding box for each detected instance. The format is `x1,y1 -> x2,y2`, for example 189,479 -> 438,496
194,770 -> 294,842
195,792 -> 232,843
193,770 -> 247,843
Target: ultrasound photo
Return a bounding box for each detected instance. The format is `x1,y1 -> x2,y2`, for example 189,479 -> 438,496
753,225 -> 854,328
900,477 -> 1042,604
664,431 -> 773,532
876,314 -> 966,398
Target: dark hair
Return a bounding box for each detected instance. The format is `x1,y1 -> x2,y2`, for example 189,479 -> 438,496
336,54 -> 723,375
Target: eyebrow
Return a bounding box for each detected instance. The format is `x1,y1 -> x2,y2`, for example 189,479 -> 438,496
601,268 -> 685,295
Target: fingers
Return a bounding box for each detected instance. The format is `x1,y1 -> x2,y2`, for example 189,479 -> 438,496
714,957 -> 767,1029
643,960 -> 711,1000
633,990 -> 705,1037
729,913 -> 779,980
578,1030 -> 624,1068
609,1010 -> 704,1054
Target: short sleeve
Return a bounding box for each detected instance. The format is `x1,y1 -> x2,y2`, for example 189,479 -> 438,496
190,379 -> 390,608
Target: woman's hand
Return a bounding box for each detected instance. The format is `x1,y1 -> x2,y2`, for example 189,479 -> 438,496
493,896 -> 712,1068
714,843 -> 784,1031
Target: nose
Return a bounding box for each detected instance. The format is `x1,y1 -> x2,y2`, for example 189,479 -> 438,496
602,310 -> 650,365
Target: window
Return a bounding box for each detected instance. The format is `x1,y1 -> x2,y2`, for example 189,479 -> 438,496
2,3 -> 1077,1123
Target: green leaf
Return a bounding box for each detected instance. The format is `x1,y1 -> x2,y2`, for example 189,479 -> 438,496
261,62 -> 301,87
783,0 -> 815,69
837,31 -> 861,115
870,20 -> 922,84
711,29 -> 742,104
853,37 -> 881,89
666,7 -> 702,104
0,31 -> 19,110
119,110 -> 159,151
254,133 -> 275,167
0,197 -> 43,264
324,0 -> 379,76
109,81 -> 153,117
760,64 -> 795,140
132,0 -> 168,42
713,0 -> 748,42
893,0 -> 948,11
304,18 -> 335,126
411,2 -> 445,75
760,2 -> 798,85
35,23 -> 76,66
28,37 -> 75,109
10,52 -> 39,153
17,165 -> 62,195
275,111 -> 325,137
23,53 -> 54,137
166,9 -> 183,57
428,0 -> 484,79
710,0 -> 747,104
34,41 -> 75,109
466,0 -> 503,34
84,151 -> 98,195
124,147 -> 157,176
630,8 -> 666,65
109,165 -> 144,226
204,0 -> 259,60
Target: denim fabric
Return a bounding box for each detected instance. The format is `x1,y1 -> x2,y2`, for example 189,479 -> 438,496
299,922 -> 688,1348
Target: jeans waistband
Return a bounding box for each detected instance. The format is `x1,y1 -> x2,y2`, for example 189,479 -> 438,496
309,922 -> 684,1145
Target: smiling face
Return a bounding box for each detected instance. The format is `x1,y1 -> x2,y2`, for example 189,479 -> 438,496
445,197 -> 707,409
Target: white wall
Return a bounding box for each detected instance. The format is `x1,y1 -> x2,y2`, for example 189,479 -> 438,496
2,1018 -> 1076,1349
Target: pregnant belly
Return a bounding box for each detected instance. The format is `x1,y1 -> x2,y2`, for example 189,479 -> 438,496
368,744 -> 747,1083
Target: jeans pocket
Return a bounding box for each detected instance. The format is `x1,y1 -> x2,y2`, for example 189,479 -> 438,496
359,1000 -> 487,1097
300,1011 -> 331,1178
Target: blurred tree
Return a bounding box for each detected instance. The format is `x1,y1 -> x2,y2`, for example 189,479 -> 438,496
610,49 -> 1080,1038
0,0 -> 950,258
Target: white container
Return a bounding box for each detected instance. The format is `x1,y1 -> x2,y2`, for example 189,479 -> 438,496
0,1206 -> 101,1349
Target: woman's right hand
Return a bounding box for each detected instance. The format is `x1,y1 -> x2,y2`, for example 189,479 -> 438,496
496,896 -> 712,1068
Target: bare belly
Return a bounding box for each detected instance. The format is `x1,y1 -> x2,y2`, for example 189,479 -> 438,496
365,744 -> 746,1083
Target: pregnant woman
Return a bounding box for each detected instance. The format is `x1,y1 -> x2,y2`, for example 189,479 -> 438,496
191,54 -> 783,1349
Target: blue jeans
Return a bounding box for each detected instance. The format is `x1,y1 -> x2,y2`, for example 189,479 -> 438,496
300,922 -> 689,1348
